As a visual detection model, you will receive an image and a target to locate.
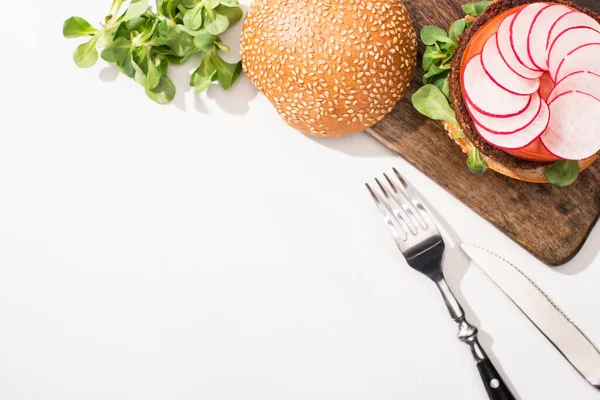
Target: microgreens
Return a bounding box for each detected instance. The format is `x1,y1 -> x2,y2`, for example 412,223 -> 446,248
545,160 -> 580,187
412,84 -> 457,123
466,146 -> 489,174
411,1 -> 492,175
462,1 -> 493,17
63,0 -> 243,104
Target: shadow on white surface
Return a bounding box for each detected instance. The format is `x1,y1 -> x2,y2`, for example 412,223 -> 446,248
99,65 -> 119,82
194,95 -> 209,114
168,60 -> 198,112
555,223 -> 600,275
206,75 -> 258,115
408,181 -> 523,399
309,132 -> 396,157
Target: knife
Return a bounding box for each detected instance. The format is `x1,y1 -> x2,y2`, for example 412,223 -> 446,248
461,244 -> 600,390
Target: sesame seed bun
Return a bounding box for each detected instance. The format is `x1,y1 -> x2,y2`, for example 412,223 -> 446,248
240,0 -> 418,137
448,0 -> 599,183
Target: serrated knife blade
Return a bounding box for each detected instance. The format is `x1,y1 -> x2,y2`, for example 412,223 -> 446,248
461,244 -> 600,390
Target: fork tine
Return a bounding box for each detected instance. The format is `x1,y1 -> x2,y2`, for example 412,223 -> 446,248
376,177 -> 417,235
383,173 -> 425,232
392,168 -> 432,230
365,183 -> 408,243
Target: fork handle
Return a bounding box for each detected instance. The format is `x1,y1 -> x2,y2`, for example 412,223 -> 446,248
458,318 -> 516,400
437,279 -> 516,400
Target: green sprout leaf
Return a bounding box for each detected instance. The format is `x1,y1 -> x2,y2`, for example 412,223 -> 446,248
449,19 -> 467,42
215,41 -> 230,52
131,54 -> 148,85
545,160 -> 579,187
63,17 -> 97,38
73,35 -> 100,68
126,15 -> 149,31
166,26 -> 195,57
191,54 -> 218,93
219,0 -> 240,6
145,57 -> 161,89
166,0 -> 180,19
205,0 -> 220,9
101,37 -> 132,62
193,31 -> 216,52
118,55 -> 136,78
183,3 -> 204,30
159,20 -> 169,44
146,75 -> 176,103
422,45 -> 446,72
462,1 -> 492,17
431,75 -> 451,100
204,9 -> 229,35
109,0 -> 128,16
423,63 -> 451,83
420,26 -> 455,46
211,52 -> 242,89
466,147 -> 489,174
181,0 -> 199,7
113,21 -> 131,40
157,57 -> 170,75
216,5 -> 243,25
412,84 -> 456,123
124,0 -> 149,21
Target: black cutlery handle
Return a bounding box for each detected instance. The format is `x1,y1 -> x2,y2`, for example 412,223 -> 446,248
477,358 -> 516,400
435,280 -> 516,399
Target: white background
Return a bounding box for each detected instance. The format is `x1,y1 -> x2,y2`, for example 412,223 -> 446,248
1,1 -> 599,399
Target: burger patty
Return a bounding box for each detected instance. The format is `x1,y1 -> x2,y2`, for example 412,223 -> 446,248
449,0 -> 600,170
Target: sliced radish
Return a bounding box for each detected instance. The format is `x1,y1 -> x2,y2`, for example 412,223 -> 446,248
542,91 -> 600,160
497,15 -> 545,80
528,4 -> 572,70
467,92 -> 542,134
548,71 -> 600,103
474,99 -> 550,149
547,11 -> 600,50
547,27 -> 600,79
554,43 -> 600,83
482,34 -> 540,95
462,54 -> 532,117
510,3 -> 548,71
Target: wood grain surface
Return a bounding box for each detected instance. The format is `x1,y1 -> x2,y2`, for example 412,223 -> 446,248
367,0 -> 600,266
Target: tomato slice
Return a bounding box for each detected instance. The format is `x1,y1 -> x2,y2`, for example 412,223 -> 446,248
460,6 -> 562,162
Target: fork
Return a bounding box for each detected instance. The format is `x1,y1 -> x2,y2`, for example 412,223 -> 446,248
366,168 -> 516,400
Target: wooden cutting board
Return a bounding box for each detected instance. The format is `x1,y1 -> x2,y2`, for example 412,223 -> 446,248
367,0 -> 600,266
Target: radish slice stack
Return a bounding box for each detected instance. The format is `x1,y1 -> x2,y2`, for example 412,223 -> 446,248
554,43 -> 600,83
475,101 -> 550,150
547,11 -> 600,50
482,35 -> 540,95
547,27 -> 600,79
497,15 -> 544,79
510,3 -> 548,72
543,92 -> 600,160
462,2 -> 600,160
528,4 -> 572,70
468,93 -> 542,134
463,54 -> 531,117
547,71 -> 600,103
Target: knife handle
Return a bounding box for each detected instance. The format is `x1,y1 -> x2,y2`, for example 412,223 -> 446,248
476,358 -> 516,400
